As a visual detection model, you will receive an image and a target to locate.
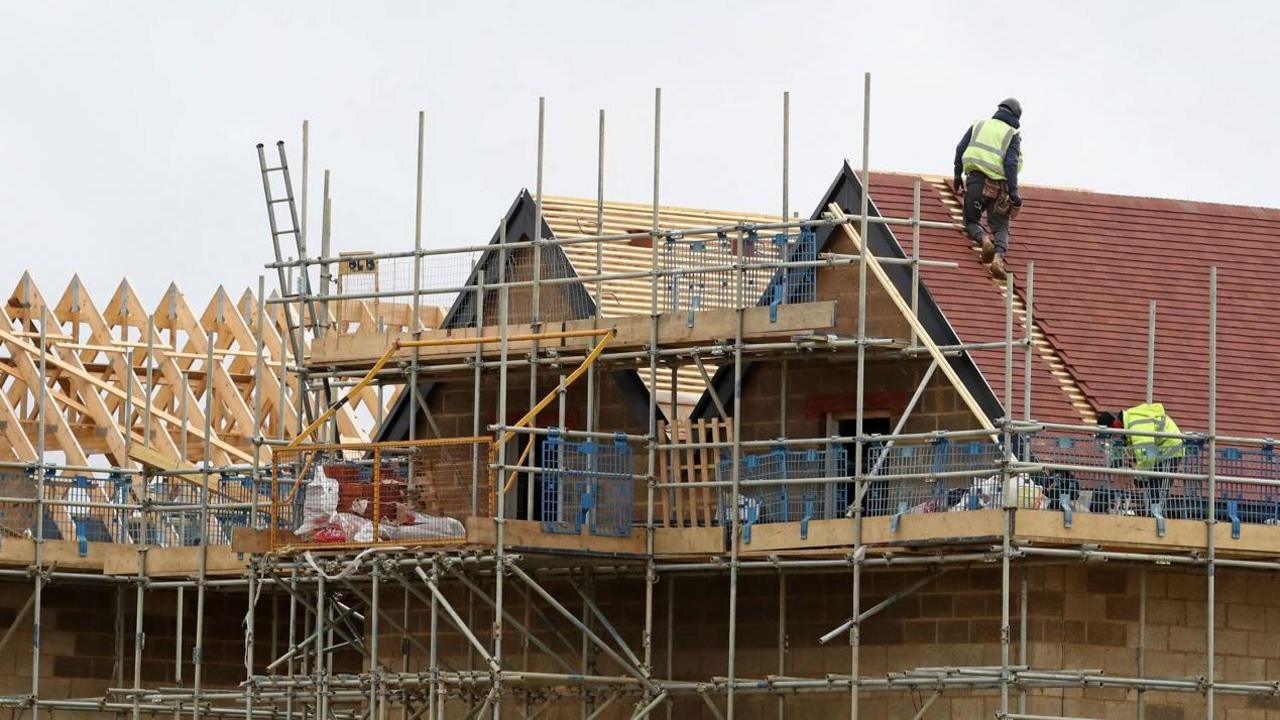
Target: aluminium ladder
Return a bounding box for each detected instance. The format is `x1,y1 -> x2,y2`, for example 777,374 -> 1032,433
255,141 -> 332,428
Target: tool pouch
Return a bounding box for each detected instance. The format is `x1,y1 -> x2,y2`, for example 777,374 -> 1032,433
1009,205 -> 1022,221
982,178 -> 1004,200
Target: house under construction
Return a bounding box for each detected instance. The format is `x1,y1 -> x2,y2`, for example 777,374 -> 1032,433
4,82 -> 1280,720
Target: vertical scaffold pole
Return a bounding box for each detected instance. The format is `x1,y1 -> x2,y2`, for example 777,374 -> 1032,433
174,586 -> 184,720
726,222 -> 746,717
644,86 -> 662,716
287,568 -> 298,720
411,110 -> 425,452
1024,263 -> 1034,421
243,557 -> 257,720
472,251 -> 486,515
850,71 -> 871,720
191,321 -> 216,720
1146,300 -> 1157,404
778,87 -> 790,720
1206,267 -> 1218,719
1000,269 -> 1016,718
320,170 -> 332,335
587,108 -> 605,434
31,306 -> 48,703
664,574 -> 673,720
777,571 -> 787,720
910,178 -> 921,348
782,90 -> 790,221
246,275 -> 265,720
145,314 -> 156,447
315,573 -> 327,720
492,216 -> 512,719
1020,265 -> 1033,717
133,315 -> 150,720
528,96 -> 546,519
399,583 -> 410,720
120,290 -> 133,492
369,559 -> 381,720
1137,567 -> 1147,719
301,120 -> 310,256
429,557 -> 441,720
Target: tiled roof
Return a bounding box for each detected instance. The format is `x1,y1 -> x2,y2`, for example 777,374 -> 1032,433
870,172 -> 1280,437
865,173 -> 1090,427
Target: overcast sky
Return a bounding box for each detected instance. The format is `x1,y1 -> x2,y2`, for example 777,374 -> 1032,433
2,1 -> 1276,309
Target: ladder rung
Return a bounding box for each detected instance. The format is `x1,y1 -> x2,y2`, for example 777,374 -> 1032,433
269,198 -> 292,204
264,166 -> 286,172
272,229 -> 298,236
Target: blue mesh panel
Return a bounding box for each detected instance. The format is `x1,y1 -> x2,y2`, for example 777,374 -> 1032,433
661,229 -> 817,315
541,432 -> 635,537
863,439 -> 1004,515
716,446 -> 847,525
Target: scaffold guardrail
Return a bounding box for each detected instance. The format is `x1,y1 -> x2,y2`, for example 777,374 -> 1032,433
270,437 -> 492,550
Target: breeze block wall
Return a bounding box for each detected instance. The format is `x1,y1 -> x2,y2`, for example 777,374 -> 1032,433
0,578 -> 347,720
374,563 -> 1280,719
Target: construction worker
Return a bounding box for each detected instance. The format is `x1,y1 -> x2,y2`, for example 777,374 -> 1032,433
953,98 -> 1024,281
1097,403 -> 1186,516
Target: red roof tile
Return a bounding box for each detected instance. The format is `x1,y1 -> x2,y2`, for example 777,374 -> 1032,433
869,172 -> 1280,438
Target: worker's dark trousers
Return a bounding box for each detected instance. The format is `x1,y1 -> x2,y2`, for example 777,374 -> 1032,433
963,173 -> 1011,256
1136,458 -> 1179,516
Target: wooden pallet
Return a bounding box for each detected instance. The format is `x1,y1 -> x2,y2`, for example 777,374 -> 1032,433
656,418 -> 732,527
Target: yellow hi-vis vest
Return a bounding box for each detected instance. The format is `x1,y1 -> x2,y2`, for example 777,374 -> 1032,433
1122,402 -> 1185,470
962,118 -> 1023,181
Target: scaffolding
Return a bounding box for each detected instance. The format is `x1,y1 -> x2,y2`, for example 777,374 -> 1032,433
0,75 -> 1274,720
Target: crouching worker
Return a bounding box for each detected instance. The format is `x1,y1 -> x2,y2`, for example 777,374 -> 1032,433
1097,403 -> 1185,517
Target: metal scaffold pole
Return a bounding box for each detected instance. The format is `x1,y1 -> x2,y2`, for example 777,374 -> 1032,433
644,86 -> 662,717
31,306 -> 48,705
527,96 -> 546,523
410,110 -> 425,447
192,318 -> 217,720
850,70 -> 871,720
725,217 -> 745,720
1205,267 -> 1218,720
1000,271 -> 1016,718
587,107 -> 604,436
492,213 -> 512,718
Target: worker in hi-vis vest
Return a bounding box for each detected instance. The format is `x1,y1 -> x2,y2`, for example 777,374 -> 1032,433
953,98 -> 1024,281
1097,403 -> 1186,515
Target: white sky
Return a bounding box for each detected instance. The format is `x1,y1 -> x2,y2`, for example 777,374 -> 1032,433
2,1 -> 1276,307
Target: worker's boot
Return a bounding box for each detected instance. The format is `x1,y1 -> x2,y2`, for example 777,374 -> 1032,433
987,255 -> 1008,281
980,234 -> 997,264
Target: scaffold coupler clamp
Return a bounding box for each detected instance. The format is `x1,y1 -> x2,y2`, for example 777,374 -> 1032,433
1151,499 -> 1167,537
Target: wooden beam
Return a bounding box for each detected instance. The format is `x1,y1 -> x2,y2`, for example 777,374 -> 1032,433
0,327 -> 251,463
0,388 -> 36,461
310,301 -> 840,369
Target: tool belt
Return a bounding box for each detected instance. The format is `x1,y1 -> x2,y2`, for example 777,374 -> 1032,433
985,178 -> 1020,219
